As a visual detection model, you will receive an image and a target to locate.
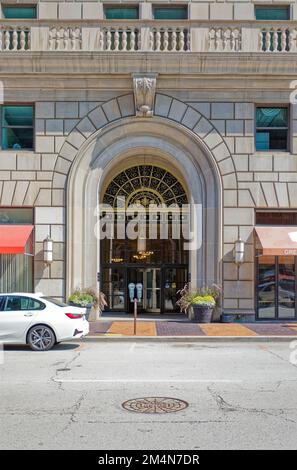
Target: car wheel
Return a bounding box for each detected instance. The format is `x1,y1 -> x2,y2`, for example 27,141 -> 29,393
27,325 -> 56,351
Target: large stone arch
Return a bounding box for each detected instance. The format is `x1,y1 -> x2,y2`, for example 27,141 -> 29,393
53,93 -> 237,189
55,93 -> 233,302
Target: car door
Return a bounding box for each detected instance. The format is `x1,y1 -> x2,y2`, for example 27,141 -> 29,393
0,296 -> 44,342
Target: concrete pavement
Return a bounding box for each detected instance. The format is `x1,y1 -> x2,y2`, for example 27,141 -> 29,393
1,340 -> 297,449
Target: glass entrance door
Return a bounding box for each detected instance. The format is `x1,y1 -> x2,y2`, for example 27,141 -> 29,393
257,255 -> 296,319
128,267 -> 161,313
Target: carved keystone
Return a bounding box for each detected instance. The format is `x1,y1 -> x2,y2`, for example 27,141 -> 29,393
132,73 -> 157,117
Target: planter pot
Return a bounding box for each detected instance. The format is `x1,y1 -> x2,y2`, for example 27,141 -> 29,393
69,302 -> 93,320
192,305 -> 214,323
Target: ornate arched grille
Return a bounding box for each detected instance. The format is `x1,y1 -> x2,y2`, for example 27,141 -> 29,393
103,165 -> 188,208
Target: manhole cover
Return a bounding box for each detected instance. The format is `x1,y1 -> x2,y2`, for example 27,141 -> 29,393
122,397 -> 189,414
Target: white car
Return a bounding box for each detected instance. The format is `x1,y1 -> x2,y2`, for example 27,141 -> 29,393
0,293 -> 89,351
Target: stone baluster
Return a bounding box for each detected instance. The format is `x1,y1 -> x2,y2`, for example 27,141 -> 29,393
155,30 -> 161,51
106,29 -> 112,51
64,28 -> 69,50
4,30 -> 10,51
163,29 -> 169,51
12,29 -> 18,50
171,29 -> 177,51
130,29 -> 136,51
288,29 -> 294,52
222,28 -> 227,51
19,29 -> 25,51
148,30 -> 154,51
281,29 -> 287,51
215,29 -> 221,51
49,29 -> 55,50
262,30 -> 270,52
208,28 -> 215,51
230,28 -> 235,50
56,28 -> 62,50
122,30 -> 127,51
98,29 -> 104,50
178,29 -> 184,51
114,30 -> 119,51
272,28 -> 278,52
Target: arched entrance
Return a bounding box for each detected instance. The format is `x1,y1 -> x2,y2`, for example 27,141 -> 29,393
101,164 -> 189,313
65,114 -> 223,317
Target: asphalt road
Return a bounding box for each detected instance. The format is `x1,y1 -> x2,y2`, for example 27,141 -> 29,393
1,340 -> 297,450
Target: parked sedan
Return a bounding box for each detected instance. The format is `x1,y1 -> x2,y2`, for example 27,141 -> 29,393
0,293 -> 89,351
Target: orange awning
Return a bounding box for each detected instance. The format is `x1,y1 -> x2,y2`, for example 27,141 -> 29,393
0,225 -> 34,254
255,226 -> 297,256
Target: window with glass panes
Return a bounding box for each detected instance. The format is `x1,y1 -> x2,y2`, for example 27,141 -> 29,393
153,6 -> 188,20
104,6 -> 139,19
255,107 -> 288,151
1,105 -> 34,150
255,6 -> 290,20
0,208 -> 34,293
2,5 -> 37,19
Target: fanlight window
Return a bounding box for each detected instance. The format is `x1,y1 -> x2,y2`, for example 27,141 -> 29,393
103,165 -> 188,208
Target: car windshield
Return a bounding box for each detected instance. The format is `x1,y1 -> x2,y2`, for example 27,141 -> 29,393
42,297 -> 69,307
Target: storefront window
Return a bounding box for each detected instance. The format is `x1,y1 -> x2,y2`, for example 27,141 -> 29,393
278,256 -> 295,318
256,107 -> 288,151
0,208 -> 33,293
1,105 -> 34,150
257,254 -> 296,319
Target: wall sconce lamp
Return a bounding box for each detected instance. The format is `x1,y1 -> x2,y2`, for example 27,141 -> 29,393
234,238 -> 245,265
43,236 -> 53,265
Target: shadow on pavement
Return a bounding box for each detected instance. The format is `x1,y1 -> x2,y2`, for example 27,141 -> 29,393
3,342 -> 82,351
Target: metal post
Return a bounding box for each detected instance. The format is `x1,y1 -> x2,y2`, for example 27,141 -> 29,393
134,298 -> 137,335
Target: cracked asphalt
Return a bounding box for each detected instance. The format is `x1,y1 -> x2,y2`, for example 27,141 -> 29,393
1,340 -> 297,449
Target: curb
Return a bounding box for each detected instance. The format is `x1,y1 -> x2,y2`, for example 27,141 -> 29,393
80,335 -> 297,343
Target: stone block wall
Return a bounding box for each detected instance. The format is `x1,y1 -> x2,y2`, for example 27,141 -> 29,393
1,90 -> 297,313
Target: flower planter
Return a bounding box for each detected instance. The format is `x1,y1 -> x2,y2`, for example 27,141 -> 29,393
192,305 -> 214,323
69,301 -> 92,320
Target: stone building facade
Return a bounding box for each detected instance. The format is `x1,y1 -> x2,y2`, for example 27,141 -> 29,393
1,0 -> 297,321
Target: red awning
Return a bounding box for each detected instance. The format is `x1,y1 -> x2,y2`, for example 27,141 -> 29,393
0,225 -> 34,254
255,226 -> 297,256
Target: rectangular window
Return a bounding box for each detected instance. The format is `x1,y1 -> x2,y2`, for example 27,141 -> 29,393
256,211 -> 297,226
2,5 -> 37,19
104,6 -> 139,20
255,6 -> 290,21
257,255 -> 296,319
1,105 -> 34,150
0,208 -> 33,293
153,6 -> 188,20
255,106 -> 288,151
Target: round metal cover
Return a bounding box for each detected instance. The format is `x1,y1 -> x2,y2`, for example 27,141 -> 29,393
122,397 -> 189,414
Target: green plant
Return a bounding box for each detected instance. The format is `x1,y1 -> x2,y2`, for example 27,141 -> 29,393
192,295 -> 216,308
176,283 -> 221,313
68,287 -> 107,310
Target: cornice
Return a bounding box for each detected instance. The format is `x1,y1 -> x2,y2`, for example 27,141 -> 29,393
1,52 -> 297,76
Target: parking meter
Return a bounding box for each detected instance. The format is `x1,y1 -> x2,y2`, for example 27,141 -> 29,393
128,283 -> 136,302
136,283 -> 143,301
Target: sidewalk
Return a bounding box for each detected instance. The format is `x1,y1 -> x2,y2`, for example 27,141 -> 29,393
87,319 -> 297,340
